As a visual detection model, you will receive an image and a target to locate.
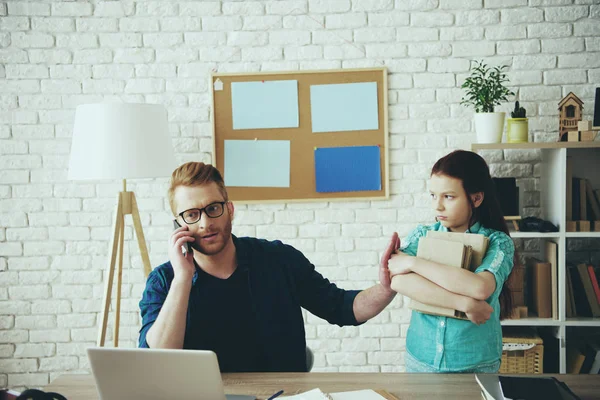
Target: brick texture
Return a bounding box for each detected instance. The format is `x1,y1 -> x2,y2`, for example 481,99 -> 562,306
0,0 -> 598,385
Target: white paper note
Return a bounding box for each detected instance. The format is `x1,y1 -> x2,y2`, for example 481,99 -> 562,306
224,140 -> 290,187
231,80 -> 299,130
310,82 -> 379,133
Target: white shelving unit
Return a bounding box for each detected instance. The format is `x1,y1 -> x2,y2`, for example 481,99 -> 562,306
473,142 -> 600,373
510,232 -> 561,239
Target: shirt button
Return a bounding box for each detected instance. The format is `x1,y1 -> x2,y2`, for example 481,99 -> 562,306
440,321 -> 445,327
438,344 -> 444,352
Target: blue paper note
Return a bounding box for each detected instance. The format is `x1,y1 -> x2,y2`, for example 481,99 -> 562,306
310,82 -> 379,133
314,146 -> 381,193
224,140 -> 290,187
231,80 -> 299,130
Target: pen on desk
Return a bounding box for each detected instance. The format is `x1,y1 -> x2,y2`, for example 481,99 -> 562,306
267,389 -> 284,400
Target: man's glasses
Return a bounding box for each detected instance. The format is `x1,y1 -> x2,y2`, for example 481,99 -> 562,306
177,201 -> 227,225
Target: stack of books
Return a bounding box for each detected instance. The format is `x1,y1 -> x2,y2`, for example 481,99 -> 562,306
566,157 -> 600,232
409,231 -> 489,320
567,335 -> 600,374
566,263 -> 600,318
508,241 -> 559,321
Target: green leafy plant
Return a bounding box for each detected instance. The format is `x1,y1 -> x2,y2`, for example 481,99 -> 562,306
511,101 -> 526,118
460,60 -> 515,113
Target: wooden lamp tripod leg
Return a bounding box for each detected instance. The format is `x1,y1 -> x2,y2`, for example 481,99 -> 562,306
97,193 -> 123,347
96,179 -> 150,347
97,179 -> 153,347
131,193 -> 152,279
112,192 -> 151,346
113,206 -> 125,347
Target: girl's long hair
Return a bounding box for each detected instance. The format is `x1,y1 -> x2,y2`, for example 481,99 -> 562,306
431,150 -> 515,320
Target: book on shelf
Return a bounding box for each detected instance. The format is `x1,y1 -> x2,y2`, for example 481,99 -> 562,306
492,177 -> 519,219
476,374 -> 581,400
545,241 -> 559,320
569,177 -> 600,228
579,178 -> 587,221
576,264 -> 600,317
571,177 -> 590,223
580,340 -> 598,374
507,264 -> 525,308
566,157 -> 573,221
567,336 -> 600,374
568,266 -> 594,317
566,267 -> 576,318
572,177 -> 581,221
586,338 -> 600,374
585,180 -> 600,220
587,265 -> 600,306
567,345 -> 587,374
279,388 -> 398,400
408,236 -> 474,319
527,258 -> 552,318
594,189 -> 600,216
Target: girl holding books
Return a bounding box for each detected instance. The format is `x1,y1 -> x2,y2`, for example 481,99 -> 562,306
382,150 -> 515,373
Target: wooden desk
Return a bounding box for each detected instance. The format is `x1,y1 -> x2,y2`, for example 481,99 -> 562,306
46,373 -> 600,400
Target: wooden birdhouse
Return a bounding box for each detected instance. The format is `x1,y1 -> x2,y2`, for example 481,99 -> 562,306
558,92 -> 584,141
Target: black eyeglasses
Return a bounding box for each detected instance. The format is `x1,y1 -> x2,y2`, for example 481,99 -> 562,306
177,201 -> 227,225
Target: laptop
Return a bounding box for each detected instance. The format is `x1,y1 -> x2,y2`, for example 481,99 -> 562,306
87,347 -> 255,400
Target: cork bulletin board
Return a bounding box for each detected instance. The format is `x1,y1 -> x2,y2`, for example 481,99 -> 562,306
210,67 -> 389,203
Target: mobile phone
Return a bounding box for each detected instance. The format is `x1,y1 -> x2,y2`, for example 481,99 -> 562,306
173,220 -> 193,255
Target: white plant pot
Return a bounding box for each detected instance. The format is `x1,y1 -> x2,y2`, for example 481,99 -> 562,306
474,112 -> 506,144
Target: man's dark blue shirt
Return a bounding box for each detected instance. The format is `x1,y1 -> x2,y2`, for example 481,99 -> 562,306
139,236 -> 361,372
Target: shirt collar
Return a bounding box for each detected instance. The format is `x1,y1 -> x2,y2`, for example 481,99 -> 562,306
438,221 -> 481,233
469,221 -> 482,232
191,234 -> 246,285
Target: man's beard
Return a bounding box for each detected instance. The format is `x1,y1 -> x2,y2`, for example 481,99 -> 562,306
190,219 -> 233,256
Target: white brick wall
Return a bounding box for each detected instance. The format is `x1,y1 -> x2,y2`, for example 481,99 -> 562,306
0,0 -> 599,388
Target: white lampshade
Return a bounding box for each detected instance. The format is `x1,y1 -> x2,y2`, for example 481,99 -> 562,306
68,103 -> 177,181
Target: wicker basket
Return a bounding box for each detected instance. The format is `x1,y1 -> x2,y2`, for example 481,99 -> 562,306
500,330 -> 544,374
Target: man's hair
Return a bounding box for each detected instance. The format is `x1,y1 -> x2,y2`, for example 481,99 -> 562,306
168,162 -> 228,215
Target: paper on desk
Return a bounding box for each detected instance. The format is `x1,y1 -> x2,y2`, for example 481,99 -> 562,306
279,389 -> 387,400
279,389 -> 331,400
330,390 -> 388,399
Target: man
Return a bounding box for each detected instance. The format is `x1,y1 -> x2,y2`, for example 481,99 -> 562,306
139,162 -> 397,372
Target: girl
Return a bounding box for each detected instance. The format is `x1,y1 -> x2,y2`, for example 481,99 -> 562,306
385,150 -> 515,373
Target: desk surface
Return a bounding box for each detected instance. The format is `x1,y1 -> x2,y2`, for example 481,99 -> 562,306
45,372 -> 600,400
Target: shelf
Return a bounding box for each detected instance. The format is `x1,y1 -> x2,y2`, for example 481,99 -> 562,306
474,141 -> 600,373
471,141 -> 600,151
565,232 -> 600,238
565,318 -> 600,327
507,232 -> 600,238
509,232 -> 560,239
501,318 -> 560,326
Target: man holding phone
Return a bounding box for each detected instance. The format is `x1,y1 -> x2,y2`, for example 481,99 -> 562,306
139,162 -> 397,372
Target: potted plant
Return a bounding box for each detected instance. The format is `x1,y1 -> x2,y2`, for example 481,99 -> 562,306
507,101 -> 528,143
461,60 -> 515,143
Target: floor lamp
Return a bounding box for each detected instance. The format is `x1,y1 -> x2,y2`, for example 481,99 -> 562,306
68,103 -> 176,347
